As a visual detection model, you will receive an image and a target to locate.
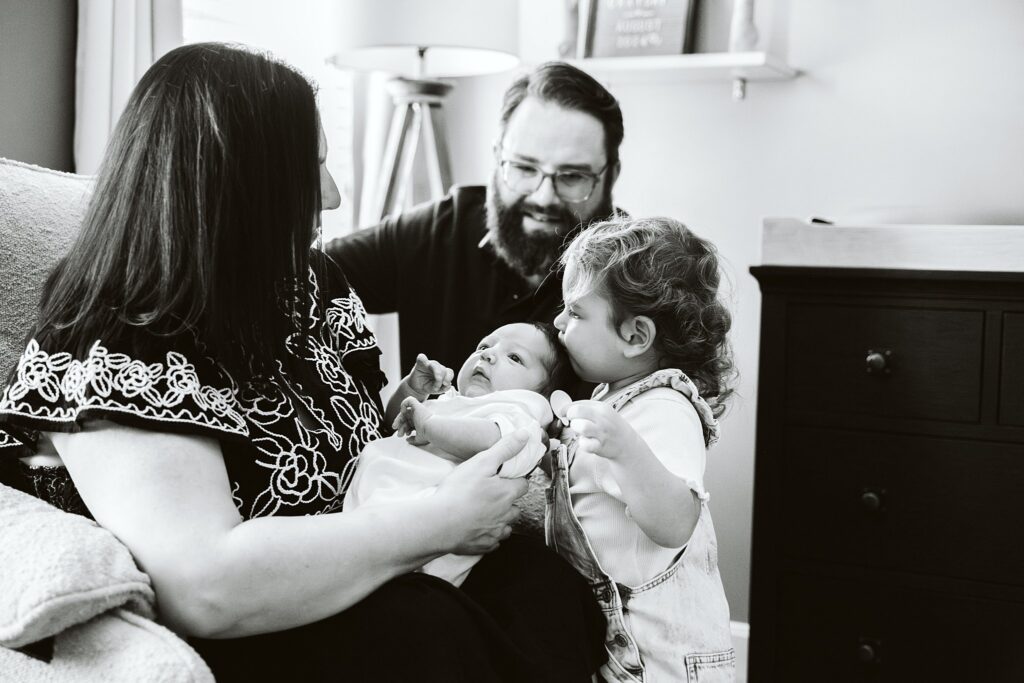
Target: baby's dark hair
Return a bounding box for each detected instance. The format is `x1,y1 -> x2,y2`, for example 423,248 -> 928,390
559,216 -> 735,416
527,321 -> 577,397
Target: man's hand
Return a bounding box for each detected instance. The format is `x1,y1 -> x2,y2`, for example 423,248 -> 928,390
404,353 -> 453,399
393,396 -> 434,445
563,400 -> 641,462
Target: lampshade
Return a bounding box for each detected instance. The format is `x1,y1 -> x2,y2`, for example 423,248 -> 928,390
329,0 -> 520,77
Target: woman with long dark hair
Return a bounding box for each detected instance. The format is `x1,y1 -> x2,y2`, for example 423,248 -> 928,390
0,43 -> 604,681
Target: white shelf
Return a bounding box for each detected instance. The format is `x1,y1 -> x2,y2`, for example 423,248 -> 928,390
569,51 -> 798,85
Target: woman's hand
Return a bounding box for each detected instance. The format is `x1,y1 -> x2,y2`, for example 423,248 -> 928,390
564,400 -> 641,462
433,430 -> 531,555
405,353 -> 453,399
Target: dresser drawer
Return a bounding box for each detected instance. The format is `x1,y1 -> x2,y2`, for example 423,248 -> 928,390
786,304 -> 984,423
1000,313 -> 1024,427
779,427 -> 1024,586
772,572 -> 1024,682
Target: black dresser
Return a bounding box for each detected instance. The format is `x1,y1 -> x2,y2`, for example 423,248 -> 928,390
748,266 -> 1024,682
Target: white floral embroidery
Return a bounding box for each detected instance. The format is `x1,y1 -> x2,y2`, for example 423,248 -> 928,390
164,353 -> 201,401
307,336 -> 355,394
239,380 -> 292,427
60,358 -> 91,404
0,266 -> 385,521
0,429 -> 19,448
114,359 -> 164,402
326,291 -> 377,356
0,339 -> 247,435
351,400 -> 385,458
8,339 -> 72,403
237,274 -> 383,518
230,480 -> 243,510
319,497 -> 344,514
196,383 -> 238,418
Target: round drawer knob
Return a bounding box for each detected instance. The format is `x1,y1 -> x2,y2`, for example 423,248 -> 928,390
865,349 -> 891,374
860,490 -> 883,513
857,643 -> 878,663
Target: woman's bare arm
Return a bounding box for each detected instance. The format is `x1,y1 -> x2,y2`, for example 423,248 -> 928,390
52,421 -> 528,639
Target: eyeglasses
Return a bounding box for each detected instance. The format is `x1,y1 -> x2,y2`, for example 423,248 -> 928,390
497,158 -> 608,203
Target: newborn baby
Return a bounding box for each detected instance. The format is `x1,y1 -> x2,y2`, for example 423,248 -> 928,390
343,322 -> 574,585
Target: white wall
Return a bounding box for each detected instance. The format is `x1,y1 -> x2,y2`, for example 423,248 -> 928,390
443,0 -> 1024,622
0,0 -> 76,170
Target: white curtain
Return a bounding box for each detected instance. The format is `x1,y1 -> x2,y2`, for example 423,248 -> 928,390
74,0 -> 183,174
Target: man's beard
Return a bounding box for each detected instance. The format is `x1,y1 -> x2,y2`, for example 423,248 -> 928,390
484,173 -> 614,280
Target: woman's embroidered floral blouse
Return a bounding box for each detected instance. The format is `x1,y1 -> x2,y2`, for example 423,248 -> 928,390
0,256 -> 386,519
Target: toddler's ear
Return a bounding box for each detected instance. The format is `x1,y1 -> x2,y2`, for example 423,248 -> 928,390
619,315 -> 656,358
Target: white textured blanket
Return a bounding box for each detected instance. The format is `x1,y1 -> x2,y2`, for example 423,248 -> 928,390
0,482 -> 213,681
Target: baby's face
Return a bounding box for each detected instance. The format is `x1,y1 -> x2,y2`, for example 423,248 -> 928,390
457,323 -> 552,398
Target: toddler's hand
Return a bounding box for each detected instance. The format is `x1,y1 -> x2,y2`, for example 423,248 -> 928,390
393,396 -> 434,445
564,400 -> 639,461
405,353 -> 453,398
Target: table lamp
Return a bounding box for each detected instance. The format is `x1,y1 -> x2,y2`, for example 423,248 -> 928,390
329,0 -> 520,221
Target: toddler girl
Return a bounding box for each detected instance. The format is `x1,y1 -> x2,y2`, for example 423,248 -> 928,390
551,216 -> 736,682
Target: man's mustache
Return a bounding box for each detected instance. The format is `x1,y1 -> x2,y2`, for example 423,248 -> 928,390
515,200 -> 580,235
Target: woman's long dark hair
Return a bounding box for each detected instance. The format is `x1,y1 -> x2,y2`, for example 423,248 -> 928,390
37,43 -> 322,380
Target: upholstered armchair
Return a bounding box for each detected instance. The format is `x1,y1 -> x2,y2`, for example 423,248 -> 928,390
0,157 -> 213,682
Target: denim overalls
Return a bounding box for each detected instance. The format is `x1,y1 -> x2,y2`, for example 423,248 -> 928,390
545,370 -> 736,682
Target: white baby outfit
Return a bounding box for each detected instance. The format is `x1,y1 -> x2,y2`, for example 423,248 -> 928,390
344,388 -> 551,586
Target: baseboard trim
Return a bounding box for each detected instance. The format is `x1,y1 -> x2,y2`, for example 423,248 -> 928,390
731,621 -> 749,683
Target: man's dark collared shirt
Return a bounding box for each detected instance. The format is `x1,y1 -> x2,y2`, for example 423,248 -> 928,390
324,186 -> 566,376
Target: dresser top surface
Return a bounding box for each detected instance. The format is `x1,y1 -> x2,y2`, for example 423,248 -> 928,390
761,217 -> 1024,273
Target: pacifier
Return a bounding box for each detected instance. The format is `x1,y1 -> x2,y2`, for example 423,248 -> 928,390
549,389 -> 572,427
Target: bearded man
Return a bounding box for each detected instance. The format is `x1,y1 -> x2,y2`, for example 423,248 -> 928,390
325,62 -> 623,386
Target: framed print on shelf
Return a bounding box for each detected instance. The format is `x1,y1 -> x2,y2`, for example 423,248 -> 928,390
577,0 -> 697,59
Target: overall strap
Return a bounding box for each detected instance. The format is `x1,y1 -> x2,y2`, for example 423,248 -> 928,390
605,369 -> 721,448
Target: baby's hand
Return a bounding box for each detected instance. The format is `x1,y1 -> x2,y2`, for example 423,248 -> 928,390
564,400 -> 638,462
393,395 -> 434,445
405,353 -> 454,399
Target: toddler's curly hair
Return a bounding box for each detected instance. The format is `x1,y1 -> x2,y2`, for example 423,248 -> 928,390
559,216 -> 735,416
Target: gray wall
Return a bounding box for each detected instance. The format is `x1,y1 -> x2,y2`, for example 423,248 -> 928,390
446,0 -> 1024,623
0,0 -> 76,171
